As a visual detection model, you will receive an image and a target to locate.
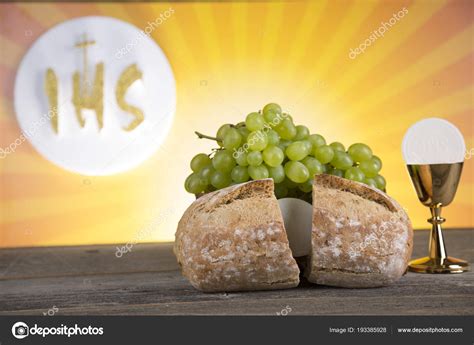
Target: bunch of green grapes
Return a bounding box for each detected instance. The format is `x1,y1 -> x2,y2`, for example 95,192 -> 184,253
185,103 -> 386,201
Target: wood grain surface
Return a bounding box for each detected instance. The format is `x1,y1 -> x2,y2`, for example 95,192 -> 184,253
0,230 -> 472,315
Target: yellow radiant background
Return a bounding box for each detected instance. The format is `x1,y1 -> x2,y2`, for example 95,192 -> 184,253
0,1 -> 472,247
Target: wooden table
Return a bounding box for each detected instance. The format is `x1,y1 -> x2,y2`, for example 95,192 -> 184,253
0,230 -> 473,315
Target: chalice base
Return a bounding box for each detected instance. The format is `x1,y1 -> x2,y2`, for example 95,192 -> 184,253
409,256 -> 469,273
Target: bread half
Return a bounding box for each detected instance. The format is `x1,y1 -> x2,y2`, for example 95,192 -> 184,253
307,174 -> 413,288
174,179 -> 300,292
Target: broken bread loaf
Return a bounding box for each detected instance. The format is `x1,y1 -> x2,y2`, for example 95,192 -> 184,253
307,174 -> 413,288
174,178 -> 300,292
175,175 -> 413,291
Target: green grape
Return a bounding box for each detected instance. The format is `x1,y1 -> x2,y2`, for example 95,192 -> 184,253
235,151 -> 249,166
223,128 -> 242,150
268,164 -> 285,183
294,125 -> 310,140
282,113 -> 293,122
284,161 -> 310,183
247,131 -> 268,151
283,177 -> 298,189
205,184 -> 216,193
302,157 -> 324,176
184,173 -> 193,193
313,145 -> 334,164
359,159 -> 380,178
329,168 -> 344,177
210,170 -> 232,189
308,134 -> 326,148
247,151 -> 263,166
190,153 -> 212,173
348,143 -> 373,162
195,176 -> 207,193
263,110 -> 280,125
331,151 -> 353,170
245,112 -> 265,132
278,139 -> 292,151
364,177 -> 378,188
374,174 -> 386,190
372,155 -> 382,171
199,164 -> 215,184
237,126 -> 250,141
248,164 -> 269,180
212,150 -> 236,173
266,130 -> 280,146
330,142 -> 345,152
185,173 -> 206,194
298,179 -> 313,193
275,118 -> 297,140
262,146 -> 284,167
344,166 -> 365,182
231,166 -> 250,183
274,183 -> 288,198
286,141 -> 310,161
216,124 -> 231,146
302,140 -> 313,153
263,103 -> 282,116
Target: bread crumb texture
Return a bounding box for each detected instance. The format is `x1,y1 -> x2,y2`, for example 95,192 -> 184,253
308,174 -> 413,288
174,179 -> 300,292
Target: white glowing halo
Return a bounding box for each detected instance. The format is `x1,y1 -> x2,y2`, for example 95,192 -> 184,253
14,16 -> 176,175
402,118 -> 465,164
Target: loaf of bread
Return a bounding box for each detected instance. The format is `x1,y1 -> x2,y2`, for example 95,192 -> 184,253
174,178 -> 300,292
306,174 -> 413,288
175,174 -> 413,291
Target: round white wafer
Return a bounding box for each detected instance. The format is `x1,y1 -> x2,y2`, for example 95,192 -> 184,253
402,118 -> 465,164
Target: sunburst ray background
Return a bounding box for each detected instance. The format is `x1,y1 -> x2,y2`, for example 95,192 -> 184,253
0,0 -> 472,247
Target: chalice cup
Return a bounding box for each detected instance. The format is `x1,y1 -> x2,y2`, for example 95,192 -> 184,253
406,163 -> 469,273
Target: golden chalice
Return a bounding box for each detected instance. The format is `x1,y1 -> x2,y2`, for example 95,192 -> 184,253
403,118 -> 469,274
406,163 -> 469,273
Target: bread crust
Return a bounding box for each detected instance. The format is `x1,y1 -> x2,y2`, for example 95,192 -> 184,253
174,179 -> 300,292
307,174 -> 413,288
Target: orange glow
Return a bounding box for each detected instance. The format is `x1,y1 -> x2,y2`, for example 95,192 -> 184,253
0,1 -> 472,247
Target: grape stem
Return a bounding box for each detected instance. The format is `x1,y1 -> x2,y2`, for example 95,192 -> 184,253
195,131 -> 218,141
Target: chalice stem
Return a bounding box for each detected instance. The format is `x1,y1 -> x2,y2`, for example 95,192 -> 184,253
428,205 -> 447,261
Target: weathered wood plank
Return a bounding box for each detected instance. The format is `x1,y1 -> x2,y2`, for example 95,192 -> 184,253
0,242 -> 177,280
0,230 -> 472,315
1,229 -> 472,280
0,270 -> 472,315
3,295 -> 472,316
